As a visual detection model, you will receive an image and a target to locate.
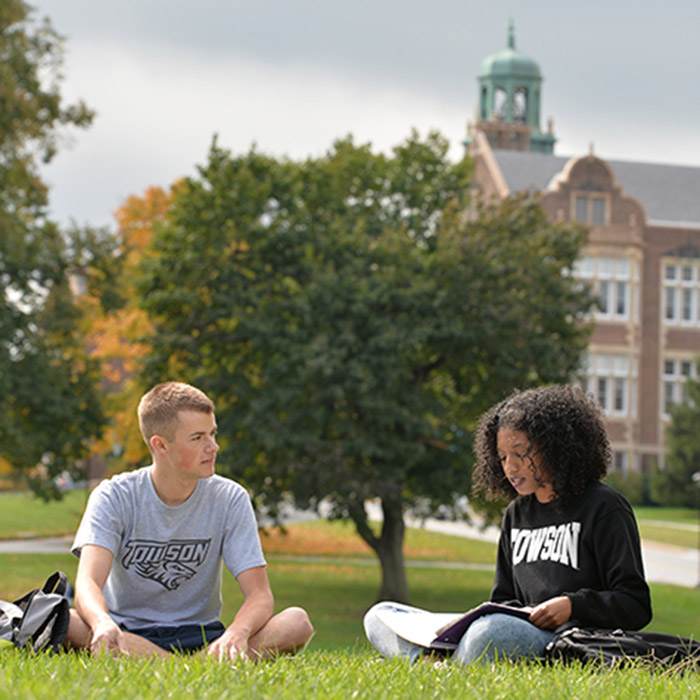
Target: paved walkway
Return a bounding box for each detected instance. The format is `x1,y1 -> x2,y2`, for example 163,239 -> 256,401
640,539 -> 699,588
409,515 -> 700,589
0,535 -> 74,554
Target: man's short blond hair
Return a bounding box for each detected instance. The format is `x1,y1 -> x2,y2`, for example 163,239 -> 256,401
138,381 -> 215,446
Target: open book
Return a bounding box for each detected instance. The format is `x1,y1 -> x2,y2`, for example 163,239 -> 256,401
375,602 -> 531,651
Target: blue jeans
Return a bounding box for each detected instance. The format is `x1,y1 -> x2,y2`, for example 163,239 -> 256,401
121,621 -> 226,653
454,612 -> 554,664
363,602 -> 554,665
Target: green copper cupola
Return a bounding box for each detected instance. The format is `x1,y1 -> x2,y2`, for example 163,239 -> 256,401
472,21 -> 556,153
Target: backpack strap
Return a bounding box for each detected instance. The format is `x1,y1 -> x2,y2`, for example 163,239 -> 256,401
41,572 -> 68,598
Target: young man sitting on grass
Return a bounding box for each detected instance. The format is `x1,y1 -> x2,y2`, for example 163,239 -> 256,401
65,381 -> 314,660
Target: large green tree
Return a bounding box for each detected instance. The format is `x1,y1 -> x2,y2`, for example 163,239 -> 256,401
0,1 -> 105,495
138,132 -> 594,601
653,361 -> 700,508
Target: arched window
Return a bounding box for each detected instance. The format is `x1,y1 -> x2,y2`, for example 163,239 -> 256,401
513,87 -> 528,123
494,87 -> 507,119
480,86 -> 488,120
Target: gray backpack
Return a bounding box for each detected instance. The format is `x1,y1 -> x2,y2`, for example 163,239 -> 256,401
0,571 -> 70,652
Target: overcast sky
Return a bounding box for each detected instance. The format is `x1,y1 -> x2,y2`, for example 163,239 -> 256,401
32,0 -> 700,230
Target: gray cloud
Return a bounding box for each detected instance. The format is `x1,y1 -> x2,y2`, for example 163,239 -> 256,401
31,0 -> 700,228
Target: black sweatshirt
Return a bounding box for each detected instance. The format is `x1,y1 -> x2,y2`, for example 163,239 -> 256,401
490,482 -> 652,630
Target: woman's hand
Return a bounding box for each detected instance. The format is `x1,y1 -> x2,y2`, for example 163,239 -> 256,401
528,596 -> 572,629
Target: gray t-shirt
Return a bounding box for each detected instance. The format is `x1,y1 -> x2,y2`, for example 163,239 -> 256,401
71,466 -> 266,628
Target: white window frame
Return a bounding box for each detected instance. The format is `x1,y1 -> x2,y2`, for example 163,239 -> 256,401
578,352 -> 637,417
574,256 -> 637,322
661,357 -> 697,418
663,259 -> 700,328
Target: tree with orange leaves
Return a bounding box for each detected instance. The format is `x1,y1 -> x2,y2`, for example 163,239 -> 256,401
76,186 -> 172,468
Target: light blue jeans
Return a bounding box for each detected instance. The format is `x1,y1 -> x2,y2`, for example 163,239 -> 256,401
363,602 -> 554,665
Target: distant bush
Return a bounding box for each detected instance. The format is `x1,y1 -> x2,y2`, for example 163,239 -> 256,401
653,361 -> 700,508
606,471 -> 652,506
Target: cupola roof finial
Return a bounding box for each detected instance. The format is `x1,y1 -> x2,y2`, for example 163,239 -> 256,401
507,18 -> 515,49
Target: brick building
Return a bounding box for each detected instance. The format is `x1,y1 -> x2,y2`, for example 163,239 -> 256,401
465,24 -> 700,473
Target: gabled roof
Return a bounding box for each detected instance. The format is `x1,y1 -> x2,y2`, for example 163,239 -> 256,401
490,150 -> 700,228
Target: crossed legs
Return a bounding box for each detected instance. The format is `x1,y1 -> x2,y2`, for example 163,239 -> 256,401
65,606 -> 314,660
364,603 -> 554,665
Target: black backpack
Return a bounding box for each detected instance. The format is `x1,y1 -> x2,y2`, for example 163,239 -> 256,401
0,571 -> 70,653
545,626 -> 700,669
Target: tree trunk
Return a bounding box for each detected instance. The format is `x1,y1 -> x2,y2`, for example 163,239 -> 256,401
349,496 -> 410,603
375,499 -> 410,602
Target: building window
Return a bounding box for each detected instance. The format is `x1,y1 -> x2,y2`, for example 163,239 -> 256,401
663,260 -> 700,328
682,288 -> 693,321
616,281 -> 628,316
494,87 -> 507,119
573,194 -> 607,225
613,451 -> 629,473
574,256 -> 637,322
577,257 -> 594,277
513,87 -> 528,123
598,280 -> 610,314
480,86 -> 488,120
578,353 -> 637,417
662,358 -> 697,417
665,287 -> 677,321
591,197 -> 606,225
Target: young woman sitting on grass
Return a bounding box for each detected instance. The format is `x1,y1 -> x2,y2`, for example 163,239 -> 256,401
364,384 -> 652,664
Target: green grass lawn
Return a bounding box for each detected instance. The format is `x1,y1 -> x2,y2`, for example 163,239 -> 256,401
1,648 -> 698,700
637,522 -> 699,549
634,507 -> 698,524
0,490 -> 87,539
1,551 -> 698,646
0,493 -> 698,642
1,510 -> 699,699
634,507 -> 699,549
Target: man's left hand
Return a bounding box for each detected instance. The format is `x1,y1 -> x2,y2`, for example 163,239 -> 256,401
206,631 -> 249,663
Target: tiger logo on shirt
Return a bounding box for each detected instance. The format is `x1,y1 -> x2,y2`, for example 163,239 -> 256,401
122,538 -> 211,590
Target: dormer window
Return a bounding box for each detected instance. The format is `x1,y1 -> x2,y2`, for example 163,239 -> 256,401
574,194 -> 607,225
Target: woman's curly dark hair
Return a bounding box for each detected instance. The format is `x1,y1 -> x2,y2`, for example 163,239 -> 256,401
472,384 -> 611,503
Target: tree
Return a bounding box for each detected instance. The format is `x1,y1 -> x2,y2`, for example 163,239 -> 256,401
137,132 -> 594,601
0,1 -> 104,495
653,361 -> 700,508
75,187 -> 172,469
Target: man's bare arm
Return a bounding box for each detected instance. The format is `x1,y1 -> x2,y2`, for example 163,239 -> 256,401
75,544 -> 128,655
206,566 -> 274,661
